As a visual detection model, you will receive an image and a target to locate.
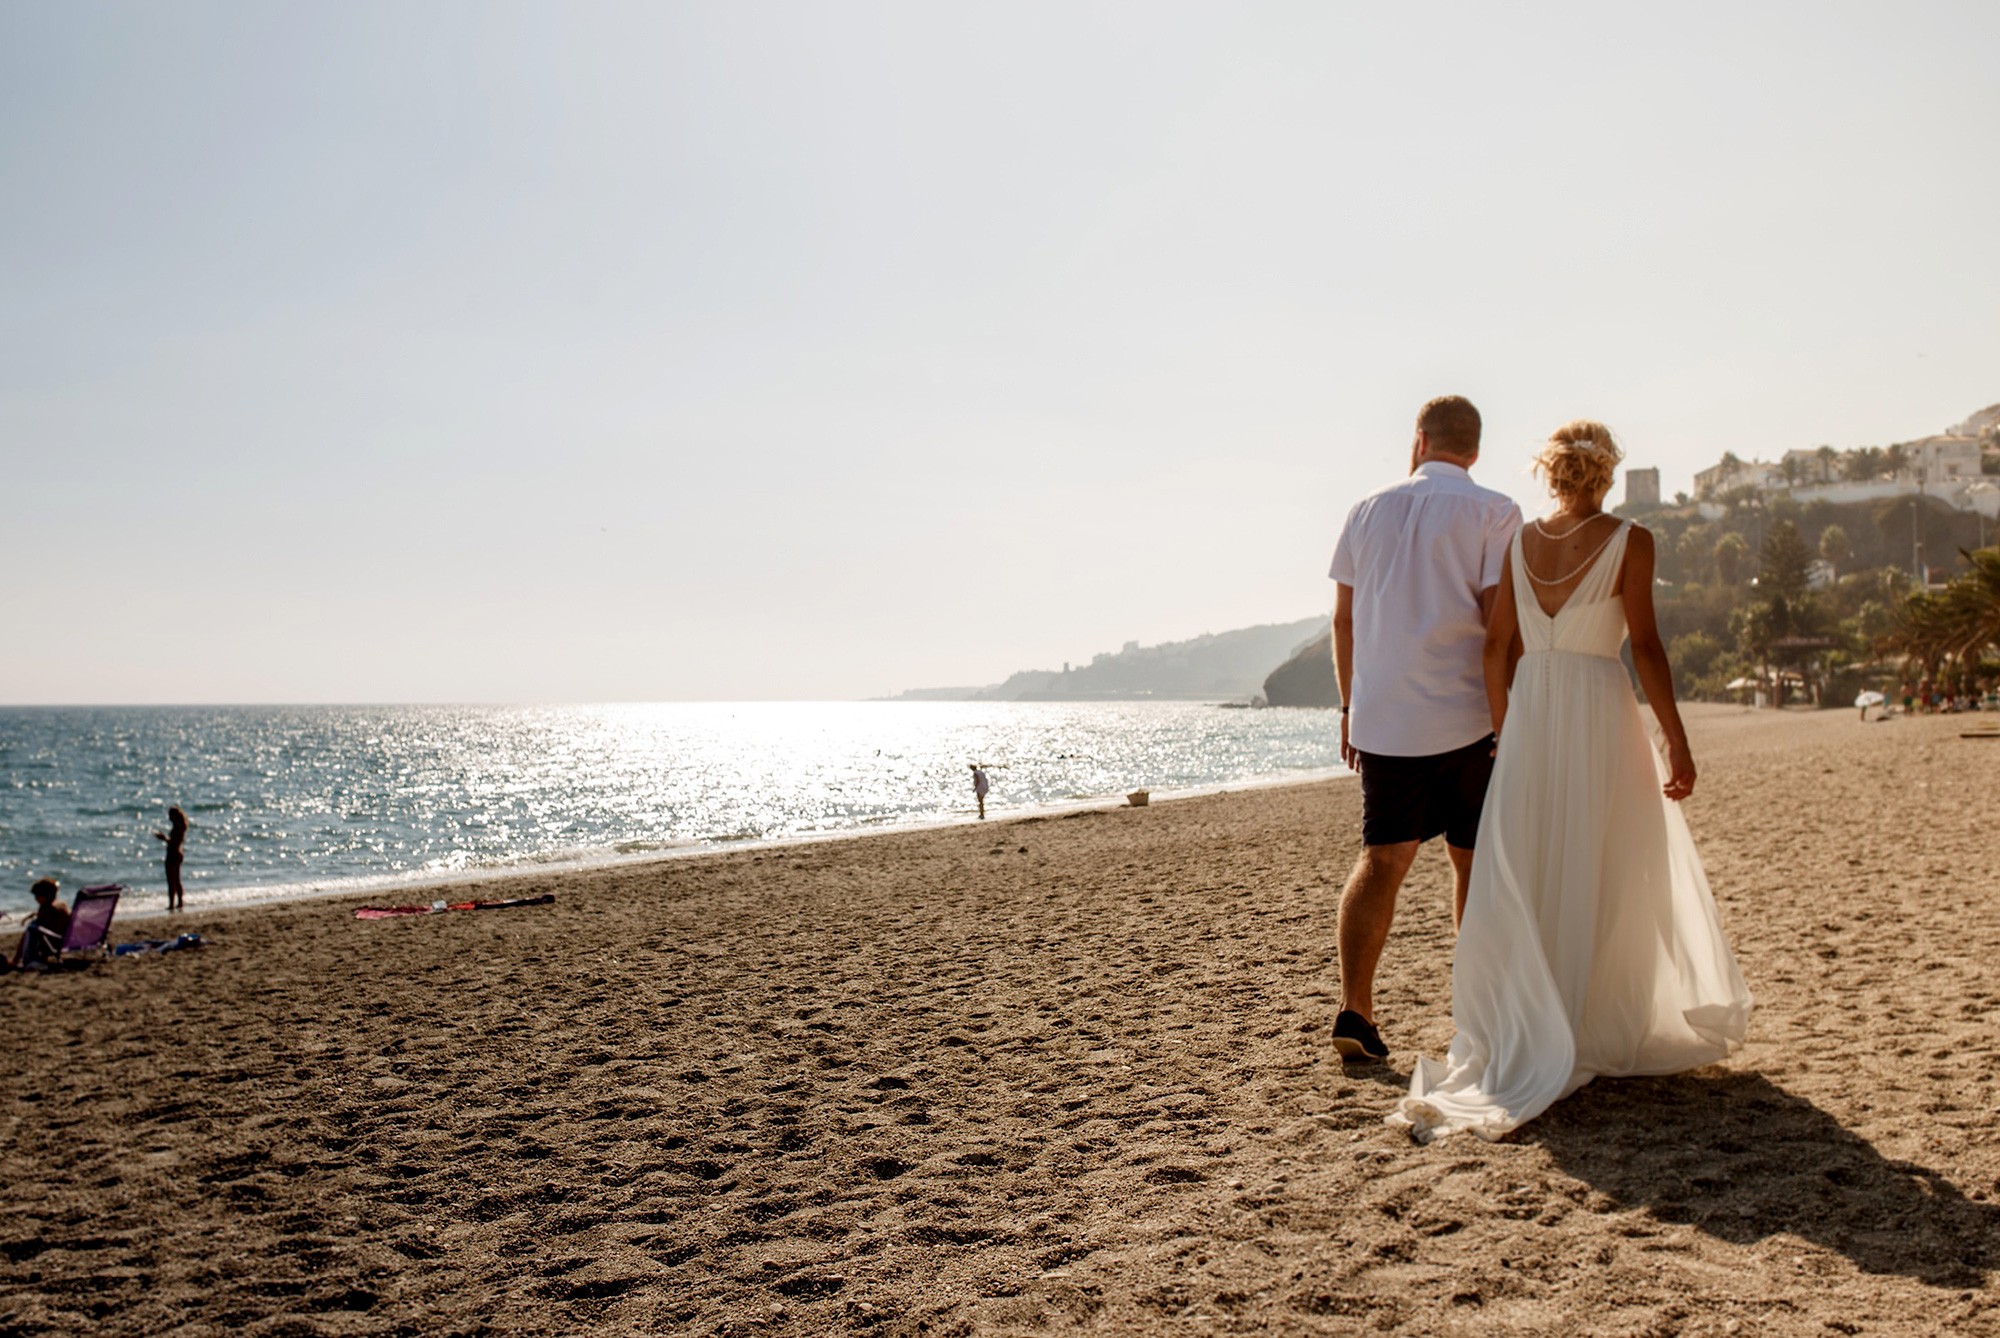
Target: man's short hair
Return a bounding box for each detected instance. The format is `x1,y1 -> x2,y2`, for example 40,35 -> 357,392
31,879 -> 57,902
1417,396 -> 1481,459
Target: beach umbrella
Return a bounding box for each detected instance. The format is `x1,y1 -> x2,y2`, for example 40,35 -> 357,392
1724,677 -> 1756,690
1854,690 -> 1886,708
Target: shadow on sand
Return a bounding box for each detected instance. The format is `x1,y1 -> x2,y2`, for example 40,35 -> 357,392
1533,1069 -> 1996,1289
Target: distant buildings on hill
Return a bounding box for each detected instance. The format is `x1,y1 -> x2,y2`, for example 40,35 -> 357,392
1665,402 -> 2000,522
1693,439 -> 1982,496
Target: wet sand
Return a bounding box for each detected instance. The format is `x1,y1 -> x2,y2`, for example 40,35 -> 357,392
2,705 -> 1997,1336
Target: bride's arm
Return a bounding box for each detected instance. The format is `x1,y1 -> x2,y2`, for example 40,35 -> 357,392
1483,561 -> 1521,739
1620,527 -> 1697,801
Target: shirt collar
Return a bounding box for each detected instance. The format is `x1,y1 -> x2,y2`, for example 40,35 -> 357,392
1414,460 -> 1472,480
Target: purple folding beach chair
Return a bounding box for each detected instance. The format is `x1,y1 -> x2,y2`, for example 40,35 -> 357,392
27,885 -> 121,965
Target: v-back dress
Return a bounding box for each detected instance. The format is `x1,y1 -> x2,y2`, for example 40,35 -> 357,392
1390,520 -> 1752,1142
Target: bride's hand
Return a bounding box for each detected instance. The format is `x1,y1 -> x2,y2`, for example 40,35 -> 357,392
1663,741 -> 1696,801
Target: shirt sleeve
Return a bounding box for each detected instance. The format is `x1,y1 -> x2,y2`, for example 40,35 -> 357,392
1481,500 -> 1524,589
1329,503 -> 1363,582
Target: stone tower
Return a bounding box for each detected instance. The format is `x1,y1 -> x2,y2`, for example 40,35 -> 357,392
1624,466 -> 1661,511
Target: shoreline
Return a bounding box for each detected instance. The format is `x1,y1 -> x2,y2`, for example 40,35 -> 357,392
4,698 -> 1357,923
96,762 -> 1357,923
19,700 -> 1900,925
84,701 -> 1822,925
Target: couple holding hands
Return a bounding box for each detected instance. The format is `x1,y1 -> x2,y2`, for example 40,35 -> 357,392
1326,396 -> 1751,1142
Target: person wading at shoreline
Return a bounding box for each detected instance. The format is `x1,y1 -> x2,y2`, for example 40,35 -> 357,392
154,806 -> 189,913
1327,395 -> 1521,1061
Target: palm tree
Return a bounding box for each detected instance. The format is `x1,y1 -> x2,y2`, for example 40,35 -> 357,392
1844,447 -> 1884,482
1677,528 -> 1709,582
1815,445 -> 1839,482
1818,524 -> 1851,571
1881,547 -> 2000,669
1714,532 -> 1749,585
1884,442 -> 1910,481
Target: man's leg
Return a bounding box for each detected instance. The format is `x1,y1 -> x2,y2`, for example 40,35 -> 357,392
1443,733 -> 1496,931
1337,840 -> 1418,1021
1446,844 -> 1474,928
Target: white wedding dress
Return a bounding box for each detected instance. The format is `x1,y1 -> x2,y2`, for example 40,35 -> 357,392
1390,520 -> 1752,1143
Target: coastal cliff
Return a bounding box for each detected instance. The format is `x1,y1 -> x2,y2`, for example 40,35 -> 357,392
889,617 -> 1326,702
1262,630 -> 1341,708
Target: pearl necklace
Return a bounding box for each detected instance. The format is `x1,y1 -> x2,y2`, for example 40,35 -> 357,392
1532,513 -> 1604,541
1522,522 -> 1622,586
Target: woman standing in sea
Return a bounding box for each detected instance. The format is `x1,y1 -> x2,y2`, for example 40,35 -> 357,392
153,806 -> 188,913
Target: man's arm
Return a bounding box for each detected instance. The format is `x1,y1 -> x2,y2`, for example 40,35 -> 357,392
1475,581 -> 1522,696
1477,503 -> 1523,630
1483,564 -> 1522,740
1332,582 -> 1356,769
1479,502 -> 1526,709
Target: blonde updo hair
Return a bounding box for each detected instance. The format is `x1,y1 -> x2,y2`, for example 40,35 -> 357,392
1533,420 -> 1623,503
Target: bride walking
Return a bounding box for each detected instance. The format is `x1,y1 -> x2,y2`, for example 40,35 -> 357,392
1391,421 -> 1752,1143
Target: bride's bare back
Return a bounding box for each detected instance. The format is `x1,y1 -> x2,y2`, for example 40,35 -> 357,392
1518,512 -> 1627,618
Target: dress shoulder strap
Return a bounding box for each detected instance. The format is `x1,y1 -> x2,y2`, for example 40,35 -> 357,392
1570,519 -> 1634,604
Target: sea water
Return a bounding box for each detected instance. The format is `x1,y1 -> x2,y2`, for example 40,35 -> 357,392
0,702 -> 1344,916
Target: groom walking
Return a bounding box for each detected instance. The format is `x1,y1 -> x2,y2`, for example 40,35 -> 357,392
1327,395 -> 1521,1061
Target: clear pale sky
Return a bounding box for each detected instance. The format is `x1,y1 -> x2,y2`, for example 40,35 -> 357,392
4,2 -> 1995,704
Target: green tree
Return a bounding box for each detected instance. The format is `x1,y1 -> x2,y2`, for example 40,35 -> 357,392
1818,523 -> 1851,571
1760,519 -> 1813,600
1732,598 -> 1789,666
1884,443 -> 1909,480
1676,527 -> 1711,583
1844,599 -> 1894,646
1815,445 -> 1839,482
1882,548 -> 2000,670
1844,447 -> 1886,482
1714,532 -> 1748,585
1669,630 -> 1724,680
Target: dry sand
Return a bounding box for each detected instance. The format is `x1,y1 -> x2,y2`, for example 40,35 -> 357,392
2,705 -> 1997,1337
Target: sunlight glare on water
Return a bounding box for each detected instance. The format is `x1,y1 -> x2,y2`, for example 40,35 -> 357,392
0,702 -> 1343,915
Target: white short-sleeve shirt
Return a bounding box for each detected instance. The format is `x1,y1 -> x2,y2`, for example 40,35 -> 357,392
1329,461 -> 1523,757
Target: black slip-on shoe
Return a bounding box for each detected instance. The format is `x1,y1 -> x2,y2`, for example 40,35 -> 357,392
1331,1009 -> 1389,1062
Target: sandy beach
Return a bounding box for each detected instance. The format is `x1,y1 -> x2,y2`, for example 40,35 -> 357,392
2,705 -> 1997,1336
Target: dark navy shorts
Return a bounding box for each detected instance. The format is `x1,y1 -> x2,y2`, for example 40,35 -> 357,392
1355,734 -> 1496,849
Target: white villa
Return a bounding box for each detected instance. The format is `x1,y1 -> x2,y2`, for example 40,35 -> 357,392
1915,436 -> 1984,485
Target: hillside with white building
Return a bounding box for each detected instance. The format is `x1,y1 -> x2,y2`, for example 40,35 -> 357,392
1684,404 -> 1999,522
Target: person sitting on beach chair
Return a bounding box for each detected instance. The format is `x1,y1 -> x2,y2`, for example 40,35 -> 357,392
11,882 -> 120,970
13,880 -> 70,968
